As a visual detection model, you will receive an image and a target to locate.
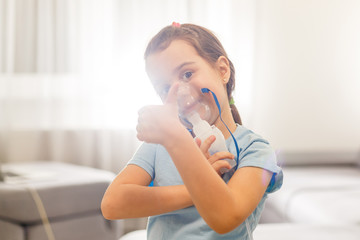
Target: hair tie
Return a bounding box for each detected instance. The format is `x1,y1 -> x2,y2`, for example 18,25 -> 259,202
172,22 -> 181,28
229,97 -> 235,105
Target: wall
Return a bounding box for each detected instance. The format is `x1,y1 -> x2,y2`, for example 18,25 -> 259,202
251,0 -> 360,163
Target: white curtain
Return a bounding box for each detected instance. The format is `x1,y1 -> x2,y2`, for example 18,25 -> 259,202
0,0 -> 255,172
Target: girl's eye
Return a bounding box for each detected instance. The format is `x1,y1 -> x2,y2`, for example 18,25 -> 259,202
182,71 -> 193,81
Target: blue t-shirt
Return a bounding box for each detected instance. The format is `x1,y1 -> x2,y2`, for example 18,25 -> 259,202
128,124 -> 283,240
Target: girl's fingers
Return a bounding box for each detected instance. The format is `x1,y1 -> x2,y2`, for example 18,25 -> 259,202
199,135 -> 216,155
195,138 -> 202,148
208,151 -> 234,165
211,160 -> 231,175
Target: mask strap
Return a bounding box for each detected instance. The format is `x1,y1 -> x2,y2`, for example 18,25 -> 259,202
201,88 -> 240,167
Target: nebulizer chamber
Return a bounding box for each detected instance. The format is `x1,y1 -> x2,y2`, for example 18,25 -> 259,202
177,83 -> 236,173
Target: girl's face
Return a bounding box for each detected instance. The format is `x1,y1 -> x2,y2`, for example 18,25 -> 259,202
145,40 -> 229,126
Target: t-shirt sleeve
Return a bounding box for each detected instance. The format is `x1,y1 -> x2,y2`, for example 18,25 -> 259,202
127,142 -> 157,179
237,138 -> 283,193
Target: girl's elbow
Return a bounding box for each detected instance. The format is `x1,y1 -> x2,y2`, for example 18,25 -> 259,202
211,222 -> 239,235
208,213 -> 246,234
101,198 -> 113,220
211,225 -> 232,235
101,197 -> 123,220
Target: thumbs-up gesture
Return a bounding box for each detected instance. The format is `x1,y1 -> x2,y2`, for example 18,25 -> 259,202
136,83 -> 184,145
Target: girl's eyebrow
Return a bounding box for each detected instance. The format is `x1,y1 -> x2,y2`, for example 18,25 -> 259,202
172,61 -> 196,75
151,62 -> 196,85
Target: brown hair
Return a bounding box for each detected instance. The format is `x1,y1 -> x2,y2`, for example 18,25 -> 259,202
144,23 -> 242,125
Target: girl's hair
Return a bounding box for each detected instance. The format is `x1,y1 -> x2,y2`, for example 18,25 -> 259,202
144,23 -> 242,125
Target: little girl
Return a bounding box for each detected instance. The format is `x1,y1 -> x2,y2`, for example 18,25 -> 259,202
102,23 -> 283,240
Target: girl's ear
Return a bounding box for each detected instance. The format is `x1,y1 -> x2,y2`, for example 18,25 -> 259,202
216,56 -> 230,83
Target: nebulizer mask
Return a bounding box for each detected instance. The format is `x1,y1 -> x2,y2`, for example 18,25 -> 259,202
177,82 -> 237,173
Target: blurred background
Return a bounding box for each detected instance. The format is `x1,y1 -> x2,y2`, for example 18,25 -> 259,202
1,0 -> 360,235
1,0 -> 359,172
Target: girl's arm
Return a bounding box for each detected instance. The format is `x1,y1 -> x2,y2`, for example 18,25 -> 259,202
101,164 -> 192,219
163,126 -> 272,234
136,89 -> 272,234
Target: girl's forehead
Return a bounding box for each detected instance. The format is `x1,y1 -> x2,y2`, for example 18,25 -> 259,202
145,40 -> 202,78
147,40 -> 198,64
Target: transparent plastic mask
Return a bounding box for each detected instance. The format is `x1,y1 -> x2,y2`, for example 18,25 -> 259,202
177,82 -> 212,128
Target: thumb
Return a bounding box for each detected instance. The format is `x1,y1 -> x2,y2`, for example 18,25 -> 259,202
164,82 -> 180,106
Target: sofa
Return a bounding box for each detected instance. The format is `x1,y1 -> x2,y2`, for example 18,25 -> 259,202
257,150 -> 360,239
0,162 -> 123,240
260,165 -> 360,224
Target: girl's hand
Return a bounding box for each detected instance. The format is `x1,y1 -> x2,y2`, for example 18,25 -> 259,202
195,136 -> 234,175
136,84 -> 184,145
